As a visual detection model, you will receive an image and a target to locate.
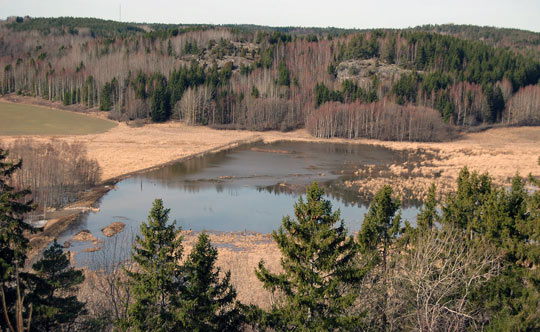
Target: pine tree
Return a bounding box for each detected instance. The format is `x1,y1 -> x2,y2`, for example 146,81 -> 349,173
255,182 -> 364,331
120,199 -> 184,332
29,240 -> 86,332
180,232 -> 243,331
357,184 -> 401,331
0,149 -> 35,332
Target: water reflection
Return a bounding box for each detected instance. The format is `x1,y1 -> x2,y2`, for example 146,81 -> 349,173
57,141 -> 421,265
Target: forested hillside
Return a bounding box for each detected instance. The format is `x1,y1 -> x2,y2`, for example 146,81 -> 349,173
413,24 -> 540,58
2,17 -> 540,141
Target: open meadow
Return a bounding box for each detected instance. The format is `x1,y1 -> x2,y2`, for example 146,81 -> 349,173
0,101 -> 116,135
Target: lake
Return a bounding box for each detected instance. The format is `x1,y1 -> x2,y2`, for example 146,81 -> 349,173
57,141 -> 421,266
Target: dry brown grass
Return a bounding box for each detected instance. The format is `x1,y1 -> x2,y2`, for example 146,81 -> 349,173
2,98 -> 539,201
4,100 -> 540,308
101,222 -> 126,237
181,231 -> 282,308
77,231 -> 282,313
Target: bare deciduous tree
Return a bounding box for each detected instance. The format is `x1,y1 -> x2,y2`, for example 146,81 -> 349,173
82,228 -> 134,330
395,228 -> 501,332
5,139 -> 101,212
306,100 -> 453,142
503,84 -> 540,125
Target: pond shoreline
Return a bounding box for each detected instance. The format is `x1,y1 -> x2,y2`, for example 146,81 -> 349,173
27,136 -> 266,262
4,98 -> 538,261
22,122 -> 540,262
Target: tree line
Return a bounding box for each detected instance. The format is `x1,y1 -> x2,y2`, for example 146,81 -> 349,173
306,100 -> 453,141
411,24 -> 540,59
2,148 -> 540,331
2,20 -> 540,140
0,149 -> 86,332
3,139 -> 100,211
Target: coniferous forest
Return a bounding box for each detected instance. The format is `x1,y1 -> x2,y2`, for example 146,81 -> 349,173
2,18 -> 540,141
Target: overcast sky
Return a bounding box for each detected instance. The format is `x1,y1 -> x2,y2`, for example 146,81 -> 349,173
1,0 -> 539,32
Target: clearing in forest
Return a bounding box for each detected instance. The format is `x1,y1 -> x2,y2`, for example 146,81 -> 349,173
0,101 -> 116,135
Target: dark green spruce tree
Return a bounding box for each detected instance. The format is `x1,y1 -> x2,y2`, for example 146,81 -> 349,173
277,60 -> 291,87
416,183 -> 439,232
357,184 -> 401,331
180,232 -> 243,331
99,81 -> 114,111
443,170 -> 540,331
442,166 -> 492,237
0,149 -> 35,332
29,240 -> 86,332
150,75 -> 171,123
254,182 -> 364,331
119,199 -> 184,332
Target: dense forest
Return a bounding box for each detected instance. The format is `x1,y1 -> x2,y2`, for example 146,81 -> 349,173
1,17 -> 540,141
2,147 -> 540,331
413,24 -> 540,58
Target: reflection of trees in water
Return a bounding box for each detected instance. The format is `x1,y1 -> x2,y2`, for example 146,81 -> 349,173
138,141 -> 411,184
139,148 -> 234,181
154,179 -> 231,193
256,183 -> 303,197
258,182 -> 423,209
257,182 -> 366,207
133,141 -> 431,209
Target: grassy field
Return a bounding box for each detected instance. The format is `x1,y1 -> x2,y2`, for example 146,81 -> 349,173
0,102 -> 116,135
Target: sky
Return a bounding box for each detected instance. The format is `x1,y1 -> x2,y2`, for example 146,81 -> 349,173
1,0 -> 540,32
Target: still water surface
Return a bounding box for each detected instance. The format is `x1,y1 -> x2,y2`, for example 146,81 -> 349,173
58,141 -> 421,265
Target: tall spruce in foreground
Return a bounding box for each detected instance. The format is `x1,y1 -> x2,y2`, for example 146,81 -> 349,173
416,183 -> 439,232
180,232 -> 243,331
119,199 -> 184,332
442,170 -> 540,331
254,182 -> 365,331
30,240 -> 86,332
0,149 -> 35,332
357,185 -> 401,331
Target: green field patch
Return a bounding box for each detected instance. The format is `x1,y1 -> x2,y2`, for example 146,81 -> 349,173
0,102 -> 116,135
